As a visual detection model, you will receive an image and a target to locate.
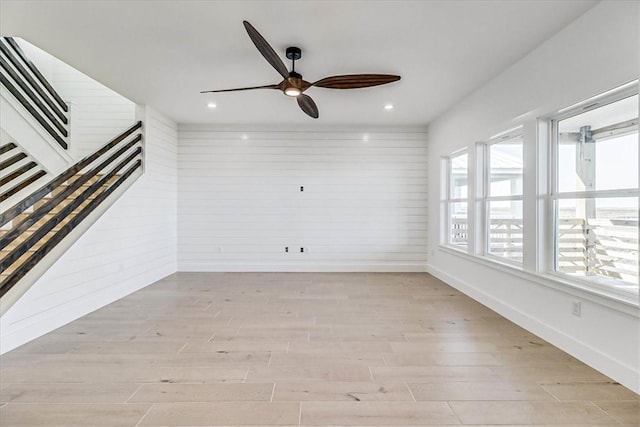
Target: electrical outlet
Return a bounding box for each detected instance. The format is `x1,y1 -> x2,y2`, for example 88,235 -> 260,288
571,301 -> 581,317
300,247 -> 304,253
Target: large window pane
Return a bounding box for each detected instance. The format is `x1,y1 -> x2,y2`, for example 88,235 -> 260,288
489,137 -> 523,197
557,95 -> 638,193
488,200 -> 523,262
450,153 -> 468,199
448,202 -> 468,247
556,197 -> 638,288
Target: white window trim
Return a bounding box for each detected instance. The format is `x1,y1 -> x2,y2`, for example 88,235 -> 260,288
440,149 -> 469,250
479,131 -> 524,267
437,81 -> 639,310
547,85 -> 639,297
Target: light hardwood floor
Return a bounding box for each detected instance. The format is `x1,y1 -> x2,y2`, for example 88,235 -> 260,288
0,272 -> 637,426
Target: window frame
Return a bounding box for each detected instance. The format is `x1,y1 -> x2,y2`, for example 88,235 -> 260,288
440,149 -> 469,251
478,129 -> 525,266
547,85 -> 639,298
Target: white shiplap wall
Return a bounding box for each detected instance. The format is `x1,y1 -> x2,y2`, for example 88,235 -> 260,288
178,126 -> 427,272
53,62 -> 135,159
17,39 -> 136,159
0,107 -> 177,353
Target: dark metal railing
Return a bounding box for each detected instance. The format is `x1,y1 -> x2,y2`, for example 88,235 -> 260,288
0,121 -> 143,299
0,142 -> 48,203
0,121 -> 142,227
0,37 -> 69,149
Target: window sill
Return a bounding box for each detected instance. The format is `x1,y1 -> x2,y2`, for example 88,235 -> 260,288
437,244 -> 639,317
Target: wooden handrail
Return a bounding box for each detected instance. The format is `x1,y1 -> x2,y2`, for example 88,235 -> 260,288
0,39 -> 68,124
0,121 -> 142,227
0,73 -> 68,149
0,160 -> 142,298
4,37 -> 68,113
0,143 -> 141,250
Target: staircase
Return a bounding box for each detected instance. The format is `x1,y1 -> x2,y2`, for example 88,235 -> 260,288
0,122 -> 143,314
1,37 -> 145,313
0,37 -> 69,149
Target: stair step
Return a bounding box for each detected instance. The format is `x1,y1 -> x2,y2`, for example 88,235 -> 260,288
0,196 -> 95,248
51,179 -> 114,198
1,221 -> 68,248
1,249 -> 37,276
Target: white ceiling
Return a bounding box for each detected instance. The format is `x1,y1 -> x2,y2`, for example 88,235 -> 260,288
1,0 -> 597,127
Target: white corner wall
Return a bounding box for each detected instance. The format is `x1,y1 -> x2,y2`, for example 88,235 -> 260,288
17,38 -> 136,159
0,107 -> 177,353
178,126 -> 427,272
426,1 -> 639,391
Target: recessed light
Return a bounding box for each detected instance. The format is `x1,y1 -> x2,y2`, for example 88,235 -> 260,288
362,134 -> 369,142
241,134 -> 249,140
207,102 -> 217,108
384,104 -> 394,110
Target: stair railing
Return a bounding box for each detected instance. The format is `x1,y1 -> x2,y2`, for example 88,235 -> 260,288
0,37 -> 69,149
0,121 -> 143,299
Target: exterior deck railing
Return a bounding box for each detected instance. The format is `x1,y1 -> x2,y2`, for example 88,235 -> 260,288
450,217 -> 638,285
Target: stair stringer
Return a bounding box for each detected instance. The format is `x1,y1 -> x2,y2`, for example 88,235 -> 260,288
0,169 -> 143,316
1,87 -> 73,175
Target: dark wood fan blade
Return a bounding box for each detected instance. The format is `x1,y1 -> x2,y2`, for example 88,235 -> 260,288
243,21 -> 289,79
312,74 -> 401,89
200,84 -> 279,93
297,94 -> 319,119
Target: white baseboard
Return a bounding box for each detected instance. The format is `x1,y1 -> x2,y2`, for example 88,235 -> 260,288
178,262 -> 428,273
427,263 -> 640,394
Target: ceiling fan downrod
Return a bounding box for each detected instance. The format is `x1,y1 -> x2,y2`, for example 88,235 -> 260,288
286,46 -> 302,76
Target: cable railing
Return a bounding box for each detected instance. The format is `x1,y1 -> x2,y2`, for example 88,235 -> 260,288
0,37 -> 69,149
0,121 -> 143,299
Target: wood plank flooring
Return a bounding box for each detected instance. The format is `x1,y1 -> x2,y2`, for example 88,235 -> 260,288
0,272 -> 637,426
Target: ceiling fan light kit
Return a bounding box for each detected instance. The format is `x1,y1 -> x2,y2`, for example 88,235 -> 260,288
201,21 -> 401,119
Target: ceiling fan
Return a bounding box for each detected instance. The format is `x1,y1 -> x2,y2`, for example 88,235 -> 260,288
201,21 -> 401,119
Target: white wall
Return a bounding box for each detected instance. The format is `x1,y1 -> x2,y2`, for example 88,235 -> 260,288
178,126 -> 427,272
0,106 -> 178,353
426,1 -> 639,392
17,39 -> 136,159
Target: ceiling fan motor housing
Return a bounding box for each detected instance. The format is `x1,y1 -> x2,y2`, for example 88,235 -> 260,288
285,46 -> 302,61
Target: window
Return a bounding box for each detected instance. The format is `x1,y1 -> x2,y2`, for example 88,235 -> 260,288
552,93 -> 638,294
484,133 -> 524,263
442,151 -> 469,249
